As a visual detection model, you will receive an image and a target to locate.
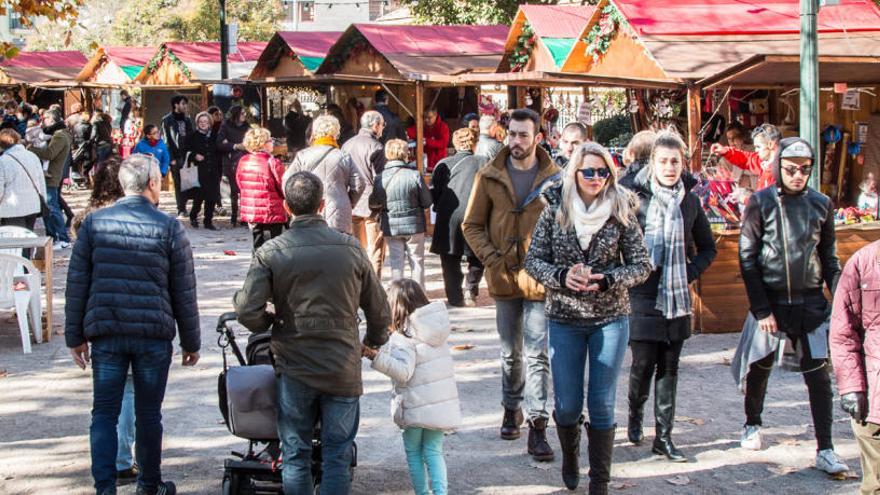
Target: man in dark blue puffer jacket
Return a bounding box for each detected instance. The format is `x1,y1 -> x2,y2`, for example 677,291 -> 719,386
65,153 -> 200,495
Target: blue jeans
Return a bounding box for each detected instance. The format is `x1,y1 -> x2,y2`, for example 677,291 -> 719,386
494,298 -> 550,419
549,318 -> 629,429
90,336 -> 172,493
117,375 -> 135,471
44,187 -> 70,243
277,375 -> 359,495
402,427 -> 447,495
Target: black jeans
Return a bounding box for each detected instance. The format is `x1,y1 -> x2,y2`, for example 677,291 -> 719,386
251,223 -> 285,252
189,189 -> 215,226
744,333 -> 834,451
439,253 -> 484,305
224,166 -> 240,225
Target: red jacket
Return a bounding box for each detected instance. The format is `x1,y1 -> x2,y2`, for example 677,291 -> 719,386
721,148 -> 775,191
236,152 -> 288,225
407,120 -> 449,172
831,240 -> 880,425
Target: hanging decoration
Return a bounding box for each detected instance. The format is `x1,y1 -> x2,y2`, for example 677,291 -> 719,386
144,46 -> 192,79
510,22 -> 537,72
646,89 -> 685,132
324,32 -> 379,72
583,4 -> 626,62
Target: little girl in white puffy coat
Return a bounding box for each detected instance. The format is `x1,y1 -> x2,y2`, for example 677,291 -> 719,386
366,279 -> 461,495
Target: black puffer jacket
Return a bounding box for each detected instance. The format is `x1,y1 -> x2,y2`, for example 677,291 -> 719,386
739,138 -> 840,320
524,184 -> 652,325
65,195 -> 200,352
216,120 -> 249,176
625,167 -> 717,342
430,151 -> 486,257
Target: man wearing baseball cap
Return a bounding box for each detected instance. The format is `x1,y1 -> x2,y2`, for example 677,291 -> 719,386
737,137 -> 849,474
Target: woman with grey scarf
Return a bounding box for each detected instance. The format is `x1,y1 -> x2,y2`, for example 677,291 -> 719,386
622,131 -> 716,462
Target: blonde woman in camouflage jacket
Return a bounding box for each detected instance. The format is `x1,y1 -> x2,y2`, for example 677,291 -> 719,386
524,142 -> 651,493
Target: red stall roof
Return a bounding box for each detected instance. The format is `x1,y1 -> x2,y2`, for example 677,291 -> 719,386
616,0 -> 880,37
0,50 -> 88,83
103,46 -> 156,68
520,4 -> 593,39
164,41 -> 268,64
354,24 -> 508,57
278,31 -> 341,60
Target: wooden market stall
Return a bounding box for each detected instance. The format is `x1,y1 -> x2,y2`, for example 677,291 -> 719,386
133,41 -> 268,125
499,4 -> 594,74
75,46 -> 156,123
0,50 -> 89,112
312,23 -> 509,171
547,0 -> 880,333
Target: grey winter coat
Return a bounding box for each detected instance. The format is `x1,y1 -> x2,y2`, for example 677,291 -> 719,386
524,184 -> 652,324
475,134 -> 503,161
285,145 -> 365,234
370,160 -> 432,237
430,151 -> 486,257
341,128 -> 385,217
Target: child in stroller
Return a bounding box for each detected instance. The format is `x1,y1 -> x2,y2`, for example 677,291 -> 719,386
216,312 -> 356,495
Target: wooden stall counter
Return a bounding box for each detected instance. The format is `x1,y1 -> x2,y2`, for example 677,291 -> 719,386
696,223 -> 880,334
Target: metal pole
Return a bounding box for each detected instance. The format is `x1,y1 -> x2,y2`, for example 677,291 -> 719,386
800,0 -> 820,188
219,0 -> 228,80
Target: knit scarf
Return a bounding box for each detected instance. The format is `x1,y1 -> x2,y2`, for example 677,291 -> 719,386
645,179 -> 690,318
314,136 -> 338,148
571,194 -> 612,251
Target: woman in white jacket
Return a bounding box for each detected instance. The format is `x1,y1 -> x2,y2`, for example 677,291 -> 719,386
365,279 -> 461,495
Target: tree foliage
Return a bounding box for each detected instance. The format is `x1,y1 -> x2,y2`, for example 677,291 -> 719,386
111,0 -> 182,47
0,0 -> 84,58
165,0 -> 282,42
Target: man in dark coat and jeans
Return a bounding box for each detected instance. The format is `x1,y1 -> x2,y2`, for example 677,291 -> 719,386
738,137 -> 848,474
66,153 -> 200,495
234,171 -> 390,495
161,95 -> 194,217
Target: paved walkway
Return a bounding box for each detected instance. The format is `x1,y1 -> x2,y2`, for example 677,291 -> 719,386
0,189 -> 863,494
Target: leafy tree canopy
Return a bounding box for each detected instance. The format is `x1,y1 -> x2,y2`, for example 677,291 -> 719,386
1,0 -> 84,58
402,0 -> 597,26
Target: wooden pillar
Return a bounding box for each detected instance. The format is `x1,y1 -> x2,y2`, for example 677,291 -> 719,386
687,85 -> 702,172
259,85 -> 268,127
415,81 -> 425,174
83,87 -> 94,113
200,84 -> 209,111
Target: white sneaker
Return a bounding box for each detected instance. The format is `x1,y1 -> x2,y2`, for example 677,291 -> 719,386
52,241 -> 71,251
740,425 -> 762,450
815,449 -> 848,474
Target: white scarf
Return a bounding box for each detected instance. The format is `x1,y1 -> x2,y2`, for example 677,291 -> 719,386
572,194 -> 613,250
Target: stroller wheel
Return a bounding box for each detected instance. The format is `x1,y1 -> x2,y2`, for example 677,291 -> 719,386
221,471 -> 255,495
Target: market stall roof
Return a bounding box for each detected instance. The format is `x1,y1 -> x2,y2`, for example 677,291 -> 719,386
249,31 -> 341,81
315,23 -> 508,83
560,0 -> 880,83
0,50 -> 88,85
498,5 -> 595,72
698,54 -> 880,89
76,46 -> 156,83
135,41 -> 268,84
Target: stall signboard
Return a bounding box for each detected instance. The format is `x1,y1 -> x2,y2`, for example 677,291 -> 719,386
842,89 -> 861,110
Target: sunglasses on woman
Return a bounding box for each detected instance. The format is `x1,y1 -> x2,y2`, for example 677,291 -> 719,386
578,167 -> 611,180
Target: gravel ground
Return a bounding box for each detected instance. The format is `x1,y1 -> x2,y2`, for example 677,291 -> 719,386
0,188 -> 864,494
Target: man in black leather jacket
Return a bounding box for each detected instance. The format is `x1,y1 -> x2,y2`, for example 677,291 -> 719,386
738,137 -> 848,474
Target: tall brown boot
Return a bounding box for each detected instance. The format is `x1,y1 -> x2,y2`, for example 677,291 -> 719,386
500,407 -> 524,440
528,417 -> 555,461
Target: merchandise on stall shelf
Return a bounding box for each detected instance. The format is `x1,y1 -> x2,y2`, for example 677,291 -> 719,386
693,164 -> 748,227
835,207 -> 877,225
857,173 -> 879,214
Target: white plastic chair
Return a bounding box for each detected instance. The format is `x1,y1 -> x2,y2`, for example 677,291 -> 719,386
0,253 -> 42,353
0,226 -> 39,271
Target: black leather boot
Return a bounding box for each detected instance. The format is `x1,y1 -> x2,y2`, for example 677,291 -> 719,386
651,374 -> 687,462
627,359 -> 651,445
500,407 -> 524,440
528,417 -> 555,461
586,423 -> 615,495
555,414 -> 583,490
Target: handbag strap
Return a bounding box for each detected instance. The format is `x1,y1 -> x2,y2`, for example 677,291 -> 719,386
7,151 -> 45,202
306,146 -> 335,174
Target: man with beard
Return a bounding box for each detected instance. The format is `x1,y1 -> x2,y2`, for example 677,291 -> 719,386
737,137 -> 849,474
463,108 -> 560,462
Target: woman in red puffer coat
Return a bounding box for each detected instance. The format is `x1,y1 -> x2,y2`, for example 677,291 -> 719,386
236,126 -> 288,251
831,239 -> 880,494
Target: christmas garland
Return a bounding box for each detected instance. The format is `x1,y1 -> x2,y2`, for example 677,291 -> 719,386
510,22 -> 536,72
583,4 -> 626,62
324,32 -> 379,72
144,46 -> 192,80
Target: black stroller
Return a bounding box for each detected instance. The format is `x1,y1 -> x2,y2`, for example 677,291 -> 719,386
216,312 -> 356,494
